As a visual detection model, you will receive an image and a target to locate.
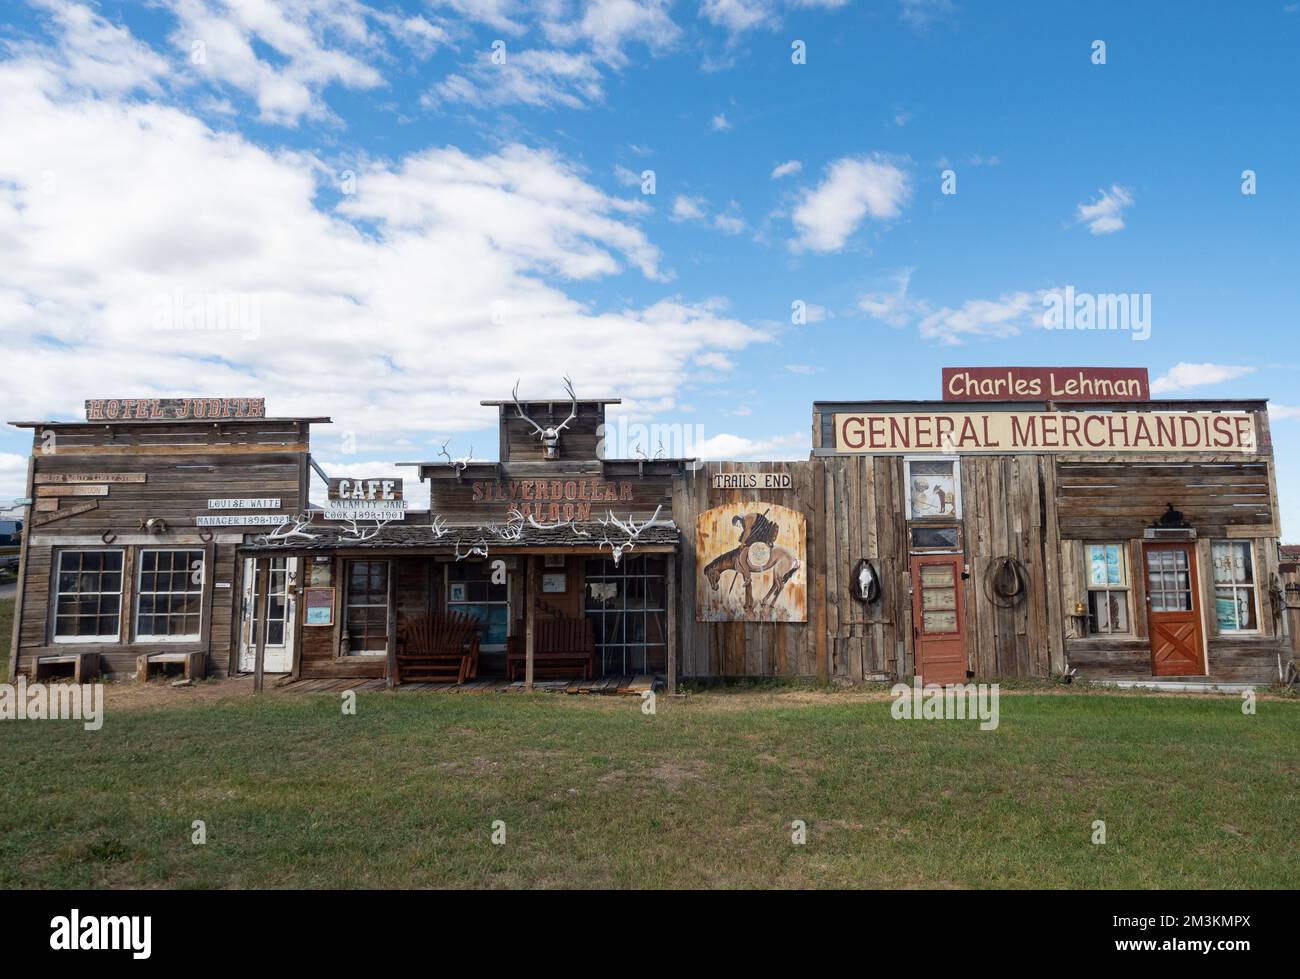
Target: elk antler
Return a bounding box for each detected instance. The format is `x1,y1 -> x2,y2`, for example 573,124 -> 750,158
511,380 -> 545,436
554,375 -> 578,435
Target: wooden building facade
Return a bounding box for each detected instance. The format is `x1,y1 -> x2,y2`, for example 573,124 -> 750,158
6,387 -> 1294,688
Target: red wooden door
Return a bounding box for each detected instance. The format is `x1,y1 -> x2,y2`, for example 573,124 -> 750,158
1142,543 -> 1205,676
911,554 -> 968,685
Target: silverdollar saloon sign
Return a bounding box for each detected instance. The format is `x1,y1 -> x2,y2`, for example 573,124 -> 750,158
832,410 -> 1257,455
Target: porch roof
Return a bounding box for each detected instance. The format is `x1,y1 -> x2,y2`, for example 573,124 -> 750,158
237,521 -> 679,554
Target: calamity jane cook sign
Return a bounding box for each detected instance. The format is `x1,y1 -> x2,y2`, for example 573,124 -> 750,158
832,410 -> 1258,454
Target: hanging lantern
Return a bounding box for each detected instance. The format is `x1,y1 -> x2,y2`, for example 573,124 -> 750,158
851,558 -> 881,604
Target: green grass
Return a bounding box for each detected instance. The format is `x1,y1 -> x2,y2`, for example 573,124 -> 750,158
0,684 -> 1296,888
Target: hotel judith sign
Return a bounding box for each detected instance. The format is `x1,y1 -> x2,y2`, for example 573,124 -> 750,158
85,398 -> 266,420
942,367 -> 1149,402
832,411 -> 1257,455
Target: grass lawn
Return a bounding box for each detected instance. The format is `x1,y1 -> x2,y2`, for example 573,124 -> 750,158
0,677 -> 1296,889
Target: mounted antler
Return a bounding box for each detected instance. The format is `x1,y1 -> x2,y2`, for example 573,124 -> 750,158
596,505 -> 667,566
257,513 -> 319,546
486,508 -> 526,542
438,439 -> 473,472
338,515 -> 394,544
512,375 -> 578,460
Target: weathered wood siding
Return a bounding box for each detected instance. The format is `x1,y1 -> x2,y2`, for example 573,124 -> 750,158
12,420 -> 311,678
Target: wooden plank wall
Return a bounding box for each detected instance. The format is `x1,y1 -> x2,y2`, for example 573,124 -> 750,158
14,421 -> 309,678
674,457 -> 1065,681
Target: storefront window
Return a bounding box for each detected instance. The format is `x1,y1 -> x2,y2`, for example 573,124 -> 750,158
1086,543 -> 1130,635
584,556 -> 667,675
446,562 -> 509,648
1211,542 -> 1258,632
344,560 -> 389,654
136,549 -> 204,640
53,549 -> 124,641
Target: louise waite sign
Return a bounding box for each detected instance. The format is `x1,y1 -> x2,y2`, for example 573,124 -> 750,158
942,367 -> 1149,402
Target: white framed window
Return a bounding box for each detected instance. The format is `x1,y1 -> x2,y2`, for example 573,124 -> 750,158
344,559 -> 389,655
1085,543 -> 1130,635
1211,541 -> 1259,633
904,457 -> 961,520
136,549 -> 204,641
53,549 -> 124,642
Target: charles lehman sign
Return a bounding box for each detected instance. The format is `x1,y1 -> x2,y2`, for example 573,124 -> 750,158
942,367 -> 1149,402
833,410 -> 1257,455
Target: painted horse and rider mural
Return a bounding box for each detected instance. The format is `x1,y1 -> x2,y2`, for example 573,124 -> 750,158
695,502 -> 808,623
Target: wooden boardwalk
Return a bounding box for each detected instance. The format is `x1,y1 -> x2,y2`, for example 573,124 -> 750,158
268,675 -> 659,696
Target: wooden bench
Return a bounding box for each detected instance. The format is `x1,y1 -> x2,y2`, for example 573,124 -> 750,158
34,652 -> 100,683
136,650 -> 205,683
395,612 -> 480,684
506,617 -> 596,682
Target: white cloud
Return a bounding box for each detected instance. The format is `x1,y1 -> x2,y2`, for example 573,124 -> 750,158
24,0 -> 170,96
1075,184 -> 1134,235
856,269 -> 917,327
671,194 -> 709,222
710,112 -> 732,132
695,431 -> 809,460
0,32 -> 766,454
712,207 -> 746,235
546,0 -> 681,66
1150,363 -> 1256,394
857,271 -> 1048,345
785,364 -> 818,375
1269,404 -> 1300,421
899,0 -> 956,28
770,160 -> 801,179
700,0 -> 775,33
790,154 -> 911,253
165,0 -> 387,125
429,48 -> 605,110
916,291 -> 1045,345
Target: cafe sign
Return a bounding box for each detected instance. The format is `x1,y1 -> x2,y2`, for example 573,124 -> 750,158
833,410 -> 1257,455
941,367 -> 1149,402
327,478 -> 403,502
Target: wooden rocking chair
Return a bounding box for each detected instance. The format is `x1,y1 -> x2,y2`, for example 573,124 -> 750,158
395,612 -> 481,684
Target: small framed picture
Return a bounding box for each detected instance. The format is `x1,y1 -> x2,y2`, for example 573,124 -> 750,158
449,582 -> 467,602
303,587 -> 334,626
542,573 -> 567,593
544,554 -> 566,568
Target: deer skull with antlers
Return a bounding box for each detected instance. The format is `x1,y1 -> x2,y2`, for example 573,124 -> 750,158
512,376 -> 577,461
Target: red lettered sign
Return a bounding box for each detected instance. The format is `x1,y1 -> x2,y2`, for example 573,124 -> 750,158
941,367 -> 1149,402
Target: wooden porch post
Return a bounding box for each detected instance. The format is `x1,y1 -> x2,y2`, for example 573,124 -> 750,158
525,555 -> 537,691
666,555 -> 677,695
253,558 -> 270,693
386,558 -> 398,689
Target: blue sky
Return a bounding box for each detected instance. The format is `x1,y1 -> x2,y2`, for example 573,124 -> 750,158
1,0 -> 1298,535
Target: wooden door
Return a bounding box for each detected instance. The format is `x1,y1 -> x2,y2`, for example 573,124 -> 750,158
1142,543 -> 1205,676
239,556 -> 296,673
911,554 -> 968,685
